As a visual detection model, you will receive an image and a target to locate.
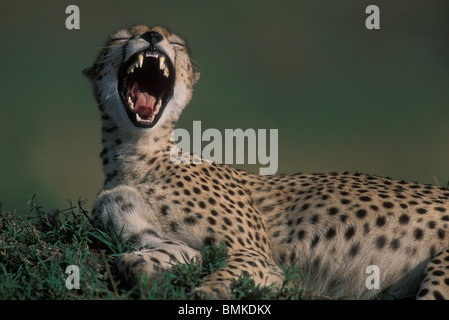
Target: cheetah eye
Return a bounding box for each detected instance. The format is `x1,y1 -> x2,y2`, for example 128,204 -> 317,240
170,41 -> 185,47
117,47 -> 175,128
110,37 -> 130,41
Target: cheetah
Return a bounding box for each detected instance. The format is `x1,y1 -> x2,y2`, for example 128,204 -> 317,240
84,25 -> 449,299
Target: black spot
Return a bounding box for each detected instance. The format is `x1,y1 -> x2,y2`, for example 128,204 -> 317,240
414,228 -> 424,240
204,237 -> 216,246
344,226 -> 355,240
417,289 -> 429,298
120,202 -> 134,212
370,205 -> 379,211
428,221 -> 436,229
310,214 -> 319,224
356,209 -> 367,219
208,197 -> 216,205
325,227 -> 336,239
184,216 -> 197,225
311,235 -> 320,247
399,214 -> 410,224
176,181 -> 184,188
437,229 -> 446,239
327,207 -> 339,216
207,217 -> 216,225
376,216 -> 386,227
160,205 -> 169,216
184,175 -> 192,182
145,157 -> 157,165
349,243 -> 360,257
198,201 -> 206,209
432,270 -> 444,277
223,217 -> 233,226
297,230 -> 306,240
441,215 -> 449,221
433,291 -> 445,300
170,221 -> 178,232
390,238 -> 400,250
383,202 -> 394,209
359,196 -> 371,202
376,236 -> 386,249
416,208 -> 427,214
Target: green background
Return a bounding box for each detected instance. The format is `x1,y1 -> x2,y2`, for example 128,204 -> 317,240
1,0 -> 448,213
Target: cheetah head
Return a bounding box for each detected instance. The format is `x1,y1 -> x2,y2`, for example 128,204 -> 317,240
84,25 -> 200,130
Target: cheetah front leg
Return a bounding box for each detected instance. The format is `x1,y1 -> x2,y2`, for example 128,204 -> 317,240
416,249 -> 449,300
92,186 -> 201,284
191,247 -> 284,299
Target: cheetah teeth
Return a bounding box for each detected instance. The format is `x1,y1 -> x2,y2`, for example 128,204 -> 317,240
135,113 -> 156,124
138,54 -> 144,68
159,56 -> 165,70
128,96 -> 134,109
127,53 -> 170,77
127,61 -> 139,74
127,54 -> 144,74
159,56 -> 169,78
154,99 -> 162,115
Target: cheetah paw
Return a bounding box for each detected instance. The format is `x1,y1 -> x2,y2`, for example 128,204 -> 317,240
190,283 -> 232,300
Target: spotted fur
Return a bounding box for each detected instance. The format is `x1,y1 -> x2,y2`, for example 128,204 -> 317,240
84,25 -> 449,299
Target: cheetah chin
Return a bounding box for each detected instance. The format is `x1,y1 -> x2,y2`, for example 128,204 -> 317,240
118,32 -> 175,128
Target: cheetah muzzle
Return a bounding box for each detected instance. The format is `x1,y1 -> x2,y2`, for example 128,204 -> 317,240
84,25 -> 449,300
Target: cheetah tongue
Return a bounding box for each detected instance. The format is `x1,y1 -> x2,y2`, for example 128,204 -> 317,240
134,92 -> 156,118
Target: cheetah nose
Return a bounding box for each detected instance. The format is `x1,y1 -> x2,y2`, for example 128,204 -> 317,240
140,31 -> 163,49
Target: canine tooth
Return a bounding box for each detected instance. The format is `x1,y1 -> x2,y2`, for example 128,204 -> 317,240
154,100 -> 162,115
163,67 -> 169,78
127,96 -> 134,109
150,114 -> 155,123
159,56 -> 166,70
136,113 -> 142,122
127,65 -> 134,74
138,54 -> 144,68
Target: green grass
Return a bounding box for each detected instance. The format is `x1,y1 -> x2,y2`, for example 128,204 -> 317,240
0,195 -> 311,300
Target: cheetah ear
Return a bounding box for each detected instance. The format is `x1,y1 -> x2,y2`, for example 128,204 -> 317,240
82,65 -> 95,79
193,71 -> 201,85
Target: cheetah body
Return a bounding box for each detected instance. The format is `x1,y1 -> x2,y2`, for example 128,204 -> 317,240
84,25 -> 449,299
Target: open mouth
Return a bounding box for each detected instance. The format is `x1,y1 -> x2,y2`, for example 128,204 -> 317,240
118,49 -> 175,128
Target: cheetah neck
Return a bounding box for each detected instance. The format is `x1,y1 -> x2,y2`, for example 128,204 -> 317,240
99,114 -> 176,188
